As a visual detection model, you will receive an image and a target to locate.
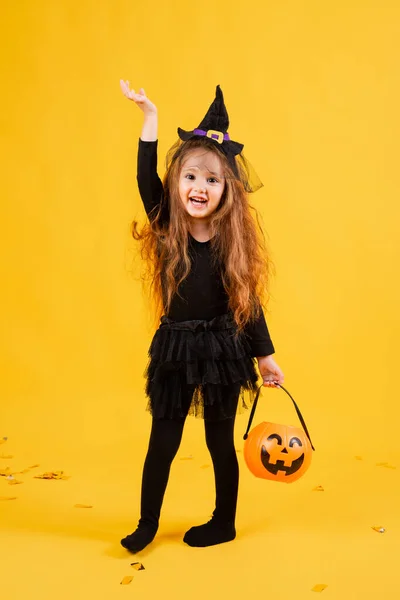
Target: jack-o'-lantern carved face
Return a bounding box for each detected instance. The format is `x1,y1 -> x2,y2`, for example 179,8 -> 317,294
261,434 -> 304,476
244,422 -> 312,483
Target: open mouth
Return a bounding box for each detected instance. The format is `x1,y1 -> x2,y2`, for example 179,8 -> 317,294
190,197 -> 208,206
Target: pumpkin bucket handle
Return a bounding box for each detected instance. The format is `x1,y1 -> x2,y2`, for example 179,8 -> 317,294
243,383 -> 315,451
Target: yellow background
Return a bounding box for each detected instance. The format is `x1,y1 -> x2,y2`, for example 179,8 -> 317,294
1,1 -> 399,598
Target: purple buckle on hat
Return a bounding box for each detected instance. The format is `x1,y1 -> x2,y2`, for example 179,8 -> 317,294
193,129 -> 230,144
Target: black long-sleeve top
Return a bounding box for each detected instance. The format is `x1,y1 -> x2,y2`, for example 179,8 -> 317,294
137,139 -> 275,357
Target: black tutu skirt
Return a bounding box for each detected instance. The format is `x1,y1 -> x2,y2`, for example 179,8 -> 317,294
144,313 -> 260,421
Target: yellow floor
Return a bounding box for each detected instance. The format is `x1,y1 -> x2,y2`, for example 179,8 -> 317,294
1,418 -> 398,600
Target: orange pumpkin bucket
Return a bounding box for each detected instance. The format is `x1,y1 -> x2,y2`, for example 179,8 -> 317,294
243,384 -> 315,483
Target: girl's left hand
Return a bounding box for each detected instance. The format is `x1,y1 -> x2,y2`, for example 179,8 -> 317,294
256,355 -> 285,388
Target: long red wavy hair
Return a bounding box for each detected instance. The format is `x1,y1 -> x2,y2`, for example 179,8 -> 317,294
131,138 -> 275,331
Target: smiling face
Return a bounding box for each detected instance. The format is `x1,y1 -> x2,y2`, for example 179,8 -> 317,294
261,434 -> 305,476
243,422 -> 313,483
178,148 -> 226,221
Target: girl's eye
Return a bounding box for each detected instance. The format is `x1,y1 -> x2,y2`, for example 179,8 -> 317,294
185,174 -> 195,180
208,178 -> 218,184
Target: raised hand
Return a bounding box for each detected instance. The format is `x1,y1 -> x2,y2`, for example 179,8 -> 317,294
120,80 -> 157,116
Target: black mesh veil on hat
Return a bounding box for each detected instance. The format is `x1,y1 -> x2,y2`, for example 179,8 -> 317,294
165,85 -> 263,193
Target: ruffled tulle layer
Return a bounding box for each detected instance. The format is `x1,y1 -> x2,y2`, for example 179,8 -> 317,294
144,313 -> 259,420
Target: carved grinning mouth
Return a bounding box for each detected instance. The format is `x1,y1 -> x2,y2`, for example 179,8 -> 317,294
261,445 -> 305,476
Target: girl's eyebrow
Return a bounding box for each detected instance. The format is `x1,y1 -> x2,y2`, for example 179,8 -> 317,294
182,166 -> 222,177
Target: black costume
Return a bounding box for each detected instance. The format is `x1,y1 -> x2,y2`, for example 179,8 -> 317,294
139,138 -> 275,421
121,86 -> 276,551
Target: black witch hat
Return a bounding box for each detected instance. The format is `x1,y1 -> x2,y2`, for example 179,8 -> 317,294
167,85 -> 263,193
177,85 -> 245,157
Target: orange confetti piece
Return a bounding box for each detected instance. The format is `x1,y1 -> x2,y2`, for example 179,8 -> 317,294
372,526 -> 386,533
0,454 -> 13,459
0,496 -> 17,500
354,456 -> 363,460
131,562 -> 145,571
200,464 -> 211,469
120,576 -> 133,585
376,462 -> 396,469
180,455 -> 193,460
28,464 -> 40,469
74,504 -> 93,509
8,479 -> 23,486
312,584 -> 328,592
312,485 -> 325,492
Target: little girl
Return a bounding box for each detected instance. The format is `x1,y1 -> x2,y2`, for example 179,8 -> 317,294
119,81 -> 284,551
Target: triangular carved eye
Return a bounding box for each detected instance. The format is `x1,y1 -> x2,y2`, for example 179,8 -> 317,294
267,434 -> 282,445
289,437 -> 302,447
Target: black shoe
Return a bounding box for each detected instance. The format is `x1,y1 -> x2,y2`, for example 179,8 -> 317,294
183,518 -> 236,547
121,525 -> 157,553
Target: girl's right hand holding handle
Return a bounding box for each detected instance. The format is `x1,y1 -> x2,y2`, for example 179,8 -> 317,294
120,79 -> 158,141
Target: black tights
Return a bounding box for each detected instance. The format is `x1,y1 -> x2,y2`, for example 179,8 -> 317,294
138,385 -> 240,531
